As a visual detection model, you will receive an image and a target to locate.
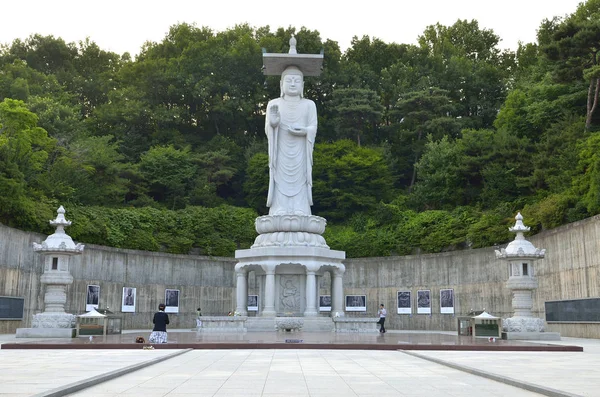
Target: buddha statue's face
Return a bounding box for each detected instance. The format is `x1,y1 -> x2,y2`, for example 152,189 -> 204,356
281,72 -> 303,98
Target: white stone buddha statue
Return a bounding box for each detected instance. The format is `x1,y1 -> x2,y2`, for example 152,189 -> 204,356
265,66 -> 318,216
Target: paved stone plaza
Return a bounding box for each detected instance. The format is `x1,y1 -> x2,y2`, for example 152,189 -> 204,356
1,333 -> 598,397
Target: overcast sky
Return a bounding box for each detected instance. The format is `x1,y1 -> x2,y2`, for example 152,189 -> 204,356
0,0 -> 583,56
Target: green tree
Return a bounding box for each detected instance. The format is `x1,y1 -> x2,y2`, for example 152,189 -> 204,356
417,19 -> 512,128
312,140 -> 394,220
573,132 -> 600,214
411,135 -> 465,209
27,96 -> 85,144
390,88 -> 461,189
1,34 -> 77,76
243,152 -> 269,214
0,98 -> 55,227
65,135 -> 131,204
459,128 -> 533,209
71,38 -> 123,117
542,0 -> 600,131
0,98 -> 54,180
330,88 -> 383,146
0,59 -> 64,102
138,145 -> 197,209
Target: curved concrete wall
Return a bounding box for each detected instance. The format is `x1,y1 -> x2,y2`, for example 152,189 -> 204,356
1,214 -> 599,337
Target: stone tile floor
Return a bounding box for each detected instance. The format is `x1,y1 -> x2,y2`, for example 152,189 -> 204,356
65,349 -> 546,397
0,332 -> 597,397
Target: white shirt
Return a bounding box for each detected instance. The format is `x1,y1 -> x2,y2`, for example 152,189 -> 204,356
379,307 -> 387,318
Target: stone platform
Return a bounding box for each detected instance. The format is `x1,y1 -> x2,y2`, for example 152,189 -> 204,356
503,331 -> 562,340
14,327 -> 75,338
197,316 -> 247,333
0,330 -> 582,352
333,317 -> 379,333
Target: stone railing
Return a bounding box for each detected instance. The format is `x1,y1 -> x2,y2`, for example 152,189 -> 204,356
197,316 -> 247,333
332,317 -> 379,333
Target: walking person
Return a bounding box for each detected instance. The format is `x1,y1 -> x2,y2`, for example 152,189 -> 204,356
149,303 -> 169,343
378,303 -> 387,333
196,307 -> 202,328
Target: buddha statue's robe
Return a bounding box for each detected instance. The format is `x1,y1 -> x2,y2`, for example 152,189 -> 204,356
265,97 -> 317,216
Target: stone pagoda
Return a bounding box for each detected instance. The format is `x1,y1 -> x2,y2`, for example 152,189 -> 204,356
495,212 -> 560,340
16,206 -> 84,338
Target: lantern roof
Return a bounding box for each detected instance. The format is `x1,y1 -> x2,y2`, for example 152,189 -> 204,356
495,212 -> 545,259
33,206 -> 84,254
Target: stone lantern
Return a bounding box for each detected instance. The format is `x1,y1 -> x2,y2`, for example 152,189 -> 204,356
495,212 -> 559,340
16,206 -> 84,338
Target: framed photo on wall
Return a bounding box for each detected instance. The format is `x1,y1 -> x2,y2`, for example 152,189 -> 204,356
345,295 -> 366,312
122,287 -> 136,313
417,289 -> 431,314
319,295 -> 332,312
248,295 -> 258,312
165,289 -> 180,313
440,288 -> 455,314
397,291 -> 411,314
86,284 -> 100,311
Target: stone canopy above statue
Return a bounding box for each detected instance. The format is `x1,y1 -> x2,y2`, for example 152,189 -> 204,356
262,37 -> 324,76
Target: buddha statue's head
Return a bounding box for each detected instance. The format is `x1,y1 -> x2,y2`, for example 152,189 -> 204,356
280,66 -> 304,98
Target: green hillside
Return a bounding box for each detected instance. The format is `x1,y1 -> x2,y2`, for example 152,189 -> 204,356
1,1 -> 600,257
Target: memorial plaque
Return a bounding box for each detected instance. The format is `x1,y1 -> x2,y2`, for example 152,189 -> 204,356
545,298 -> 600,322
0,296 -> 24,320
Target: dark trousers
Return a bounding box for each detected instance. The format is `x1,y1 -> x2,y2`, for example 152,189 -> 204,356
378,317 -> 386,332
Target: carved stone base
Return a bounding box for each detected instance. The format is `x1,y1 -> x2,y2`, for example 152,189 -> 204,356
502,316 -> 545,332
275,317 -> 303,332
255,214 -> 326,234
252,215 -> 329,248
252,232 -> 329,248
32,312 -> 76,329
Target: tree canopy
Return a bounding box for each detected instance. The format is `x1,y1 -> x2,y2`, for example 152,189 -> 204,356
1,3 -> 600,257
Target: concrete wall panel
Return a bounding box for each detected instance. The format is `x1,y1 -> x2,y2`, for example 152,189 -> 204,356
2,214 -> 600,336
